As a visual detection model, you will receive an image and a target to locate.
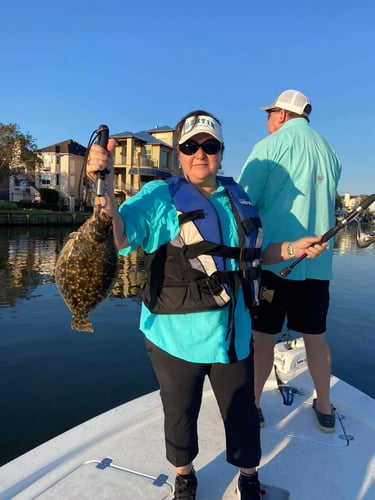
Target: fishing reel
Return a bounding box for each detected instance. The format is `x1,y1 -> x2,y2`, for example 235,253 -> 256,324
355,217 -> 375,248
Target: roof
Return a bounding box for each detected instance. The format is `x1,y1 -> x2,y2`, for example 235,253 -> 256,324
133,131 -> 163,144
112,129 -> 173,148
146,125 -> 173,133
111,131 -> 135,138
39,139 -> 86,156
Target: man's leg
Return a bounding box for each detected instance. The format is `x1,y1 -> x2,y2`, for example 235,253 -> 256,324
252,271 -> 287,413
302,332 -> 332,414
253,330 -> 277,408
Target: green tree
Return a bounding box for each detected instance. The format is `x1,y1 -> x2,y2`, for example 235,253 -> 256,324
0,122 -> 42,184
39,188 -> 59,204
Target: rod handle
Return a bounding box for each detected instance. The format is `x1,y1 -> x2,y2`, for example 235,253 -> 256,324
96,125 -> 109,196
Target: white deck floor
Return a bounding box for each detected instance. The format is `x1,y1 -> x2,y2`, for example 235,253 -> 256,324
0,368 -> 374,499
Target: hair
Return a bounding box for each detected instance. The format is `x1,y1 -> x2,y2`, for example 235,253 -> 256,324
286,103 -> 312,122
173,109 -> 224,149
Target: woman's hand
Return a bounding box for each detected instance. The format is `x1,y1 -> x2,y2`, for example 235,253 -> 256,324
86,138 -> 116,186
86,138 -> 129,249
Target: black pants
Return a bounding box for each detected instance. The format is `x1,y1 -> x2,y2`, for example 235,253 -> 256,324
145,337 -> 261,469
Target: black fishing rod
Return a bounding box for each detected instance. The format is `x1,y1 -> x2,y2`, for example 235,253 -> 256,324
280,193 -> 375,277
96,124 -> 109,198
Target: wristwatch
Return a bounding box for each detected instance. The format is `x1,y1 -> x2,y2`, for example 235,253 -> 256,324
287,242 -> 295,258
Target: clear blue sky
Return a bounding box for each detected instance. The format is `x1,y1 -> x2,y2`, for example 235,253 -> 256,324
1,0 -> 374,195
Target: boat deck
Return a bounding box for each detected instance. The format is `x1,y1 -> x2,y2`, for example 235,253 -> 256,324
0,368 -> 374,499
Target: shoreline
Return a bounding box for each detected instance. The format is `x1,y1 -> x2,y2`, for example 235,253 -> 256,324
0,212 -> 91,226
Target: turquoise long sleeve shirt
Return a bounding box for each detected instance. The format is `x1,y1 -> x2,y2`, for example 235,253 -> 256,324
238,118 -> 342,280
118,179 -> 254,364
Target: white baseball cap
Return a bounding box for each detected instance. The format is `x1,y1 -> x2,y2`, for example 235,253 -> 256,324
260,89 -> 312,118
178,115 -> 224,144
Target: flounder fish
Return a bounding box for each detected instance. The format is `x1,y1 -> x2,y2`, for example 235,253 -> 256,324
55,206 -> 118,332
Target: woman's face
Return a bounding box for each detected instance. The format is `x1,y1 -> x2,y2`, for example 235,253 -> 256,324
177,132 -> 222,186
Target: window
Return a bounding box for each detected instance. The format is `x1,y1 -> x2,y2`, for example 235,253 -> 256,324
161,150 -> 169,168
119,143 -> 127,164
41,173 -> 51,185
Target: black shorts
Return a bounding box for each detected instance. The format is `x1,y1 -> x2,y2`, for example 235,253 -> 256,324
251,270 -> 330,335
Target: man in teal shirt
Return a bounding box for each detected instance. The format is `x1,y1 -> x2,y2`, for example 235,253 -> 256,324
238,89 -> 342,432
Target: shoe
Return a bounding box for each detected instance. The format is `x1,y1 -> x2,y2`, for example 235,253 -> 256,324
173,472 -> 197,499
258,408 -> 265,428
312,398 -> 336,433
236,472 -> 262,499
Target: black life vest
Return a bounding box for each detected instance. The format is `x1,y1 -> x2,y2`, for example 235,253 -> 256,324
142,175 -> 263,314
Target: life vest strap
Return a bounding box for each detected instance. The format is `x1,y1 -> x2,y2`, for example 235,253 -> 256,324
183,241 -> 261,261
178,209 -> 205,225
200,268 -> 261,297
241,217 -> 262,235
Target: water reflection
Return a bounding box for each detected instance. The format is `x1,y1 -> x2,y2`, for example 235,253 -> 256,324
0,225 -> 147,308
1,222 -> 374,310
1,223 -> 373,307
112,249 -> 147,300
0,226 -> 62,307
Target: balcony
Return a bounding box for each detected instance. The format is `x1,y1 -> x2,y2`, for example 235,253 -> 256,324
114,182 -> 139,196
128,166 -> 172,179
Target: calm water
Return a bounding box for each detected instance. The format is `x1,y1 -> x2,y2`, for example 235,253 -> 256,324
0,223 -> 374,466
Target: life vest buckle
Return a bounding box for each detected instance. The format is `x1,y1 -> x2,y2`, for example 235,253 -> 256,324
204,273 -> 225,296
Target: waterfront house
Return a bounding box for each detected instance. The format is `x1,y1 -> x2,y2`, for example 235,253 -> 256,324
111,125 -> 179,203
33,126 -> 179,208
343,192 -> 375,213
36,140 -> 87,208
4,139 -> 40,203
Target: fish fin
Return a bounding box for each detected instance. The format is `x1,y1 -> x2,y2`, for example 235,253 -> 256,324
71,315 -> 94,333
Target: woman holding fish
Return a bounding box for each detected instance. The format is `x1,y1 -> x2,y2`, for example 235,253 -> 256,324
86,110 -> 327,500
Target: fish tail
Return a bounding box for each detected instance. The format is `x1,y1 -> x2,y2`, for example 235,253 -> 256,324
71,315 -> 94,333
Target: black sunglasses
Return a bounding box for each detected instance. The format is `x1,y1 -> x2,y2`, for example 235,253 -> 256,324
179,139 -> 222,156
266,108 -> 281,118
